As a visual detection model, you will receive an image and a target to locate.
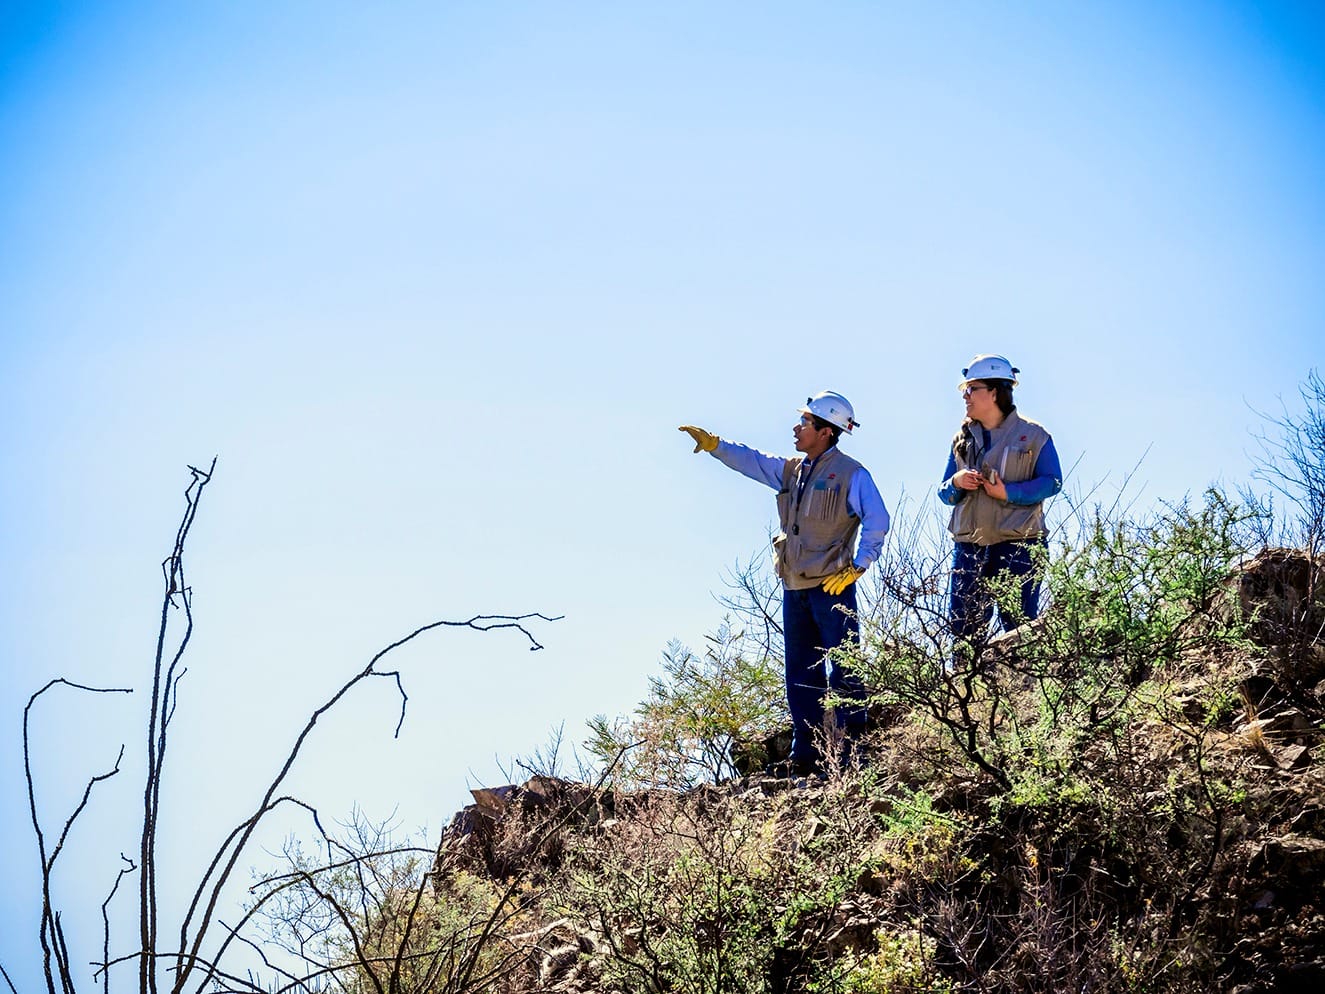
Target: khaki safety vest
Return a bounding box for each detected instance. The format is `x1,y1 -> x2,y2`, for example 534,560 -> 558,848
948,410 -> 1052,546
773,446 -> 862,591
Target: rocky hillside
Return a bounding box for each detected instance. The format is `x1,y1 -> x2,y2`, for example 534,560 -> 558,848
427,546 -> 1324,994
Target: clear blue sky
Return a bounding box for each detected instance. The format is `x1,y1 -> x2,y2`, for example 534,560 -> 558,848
2,1 -> 1322,986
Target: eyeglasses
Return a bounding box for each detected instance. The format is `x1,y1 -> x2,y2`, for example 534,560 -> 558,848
960,383 -> 992,397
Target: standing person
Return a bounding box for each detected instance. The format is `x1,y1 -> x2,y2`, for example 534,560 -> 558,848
679,391 -> 890,776
938,355 -> 1062,654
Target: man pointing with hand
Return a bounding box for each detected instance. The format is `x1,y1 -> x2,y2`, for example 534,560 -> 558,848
679,391 -> 890,776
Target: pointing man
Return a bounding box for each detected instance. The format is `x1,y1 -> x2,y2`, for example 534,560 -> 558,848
680,391 -> 890,776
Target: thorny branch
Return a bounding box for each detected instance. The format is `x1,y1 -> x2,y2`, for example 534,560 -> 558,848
99,856 -> 137,994
174,611 -> 562,994
24,679 -> 133,994
240,743 -> 637,994
143,458 -> 215,994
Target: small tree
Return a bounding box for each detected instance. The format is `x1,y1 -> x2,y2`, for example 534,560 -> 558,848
585,622 -> 785,789
1241,370 -> 1325,684
1248,368 -> 1325,553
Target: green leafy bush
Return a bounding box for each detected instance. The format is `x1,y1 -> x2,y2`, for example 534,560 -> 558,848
585,620 -> 786,789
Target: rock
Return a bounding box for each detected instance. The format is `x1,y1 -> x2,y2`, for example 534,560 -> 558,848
1252,834 -> 1325,880
1291,805 -> 1325,834
1235,547 -> 1325,683
471,784 -> 516,818
731,727 -> 794,776
1275,743 -> 1312,770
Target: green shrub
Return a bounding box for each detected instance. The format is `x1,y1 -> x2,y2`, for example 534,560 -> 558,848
853,487 -> 1259,797
585,620 -> 785,789
811,928 -> 952,994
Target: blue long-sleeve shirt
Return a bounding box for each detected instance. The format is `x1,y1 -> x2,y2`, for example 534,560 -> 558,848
712,440 -> 890,570
938,431 -> 1062,507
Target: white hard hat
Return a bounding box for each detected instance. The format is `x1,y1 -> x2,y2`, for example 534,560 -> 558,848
960,354 -> 1019,387
800,390 -> 858,433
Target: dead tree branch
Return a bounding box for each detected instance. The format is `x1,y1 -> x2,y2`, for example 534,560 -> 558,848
98,856 -> 137,994
172,612 -> 561,994
23,679 -> 133,994
142,458 -> 215,994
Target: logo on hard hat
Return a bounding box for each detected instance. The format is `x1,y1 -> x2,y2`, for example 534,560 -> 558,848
801,391 -> 860,433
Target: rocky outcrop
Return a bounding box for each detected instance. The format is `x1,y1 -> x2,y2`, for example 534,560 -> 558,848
1236,546 -> 1325,690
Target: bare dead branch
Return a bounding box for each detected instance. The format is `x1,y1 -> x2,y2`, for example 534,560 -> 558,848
172,611 -> 562,994
209,926 -> 307,992
23,679 -> 133,994
142,457 -> 215,994
97,855 -> 137,994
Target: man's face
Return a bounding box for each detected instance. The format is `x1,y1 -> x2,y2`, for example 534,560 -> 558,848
793,413 -> 832,454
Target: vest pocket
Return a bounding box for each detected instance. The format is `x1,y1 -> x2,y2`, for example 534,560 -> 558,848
809,486 -> 828,520
771,532 -> 788,579
1003,445 -> 1036,482
805,484 -> 843,520
795,541 -> 850,580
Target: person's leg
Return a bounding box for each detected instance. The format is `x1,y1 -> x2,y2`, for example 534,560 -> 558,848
950,541 -> 994,642
991,538 -> 1047,632
809,583 -> 869,766
782,587 -> 828,767
811,584 -> 866,731
1019,537 -> 1049,623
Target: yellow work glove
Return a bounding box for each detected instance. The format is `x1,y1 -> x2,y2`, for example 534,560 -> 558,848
821,565 -> 865,596
678,425 -> 719,453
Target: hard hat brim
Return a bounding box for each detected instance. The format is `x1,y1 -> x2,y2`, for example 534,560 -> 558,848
796,406 -> 855,432
959,376 -> 1018,390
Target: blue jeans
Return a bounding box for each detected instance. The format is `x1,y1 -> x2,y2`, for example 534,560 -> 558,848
782,585 -> 868,764
949,538 -> 1047,642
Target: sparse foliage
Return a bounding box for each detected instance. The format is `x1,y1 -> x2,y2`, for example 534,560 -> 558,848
249,812 -> 519,994
585,622 -> 785,789
1248,368 -> 1325,551
853,487 -> 1260,795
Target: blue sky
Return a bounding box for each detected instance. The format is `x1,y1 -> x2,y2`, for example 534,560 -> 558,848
2,1 -> 1323,986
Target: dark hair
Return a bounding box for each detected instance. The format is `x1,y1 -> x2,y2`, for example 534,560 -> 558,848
982,379 -> 1016,416
810,413 -> 842,446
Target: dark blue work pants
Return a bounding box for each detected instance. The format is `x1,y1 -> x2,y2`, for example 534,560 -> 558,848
949,538 -> 1047,641
782,584 -> 867,764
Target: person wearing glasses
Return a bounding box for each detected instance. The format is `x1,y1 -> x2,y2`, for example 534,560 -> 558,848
938,355 -> 1062,655
679,391 -> 890,776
